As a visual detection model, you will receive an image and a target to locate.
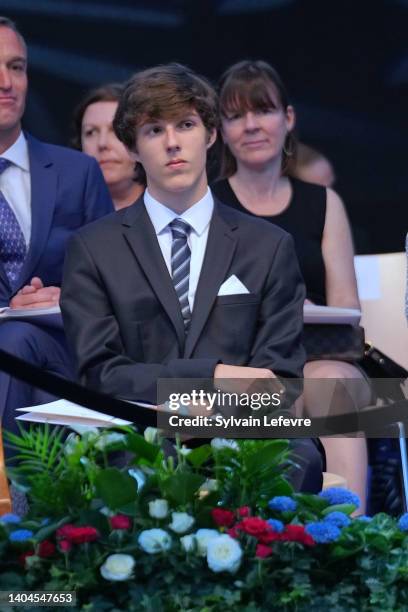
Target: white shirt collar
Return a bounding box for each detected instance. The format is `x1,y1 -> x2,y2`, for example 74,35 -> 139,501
144,187 -> 214,236
1,131 -> 29,172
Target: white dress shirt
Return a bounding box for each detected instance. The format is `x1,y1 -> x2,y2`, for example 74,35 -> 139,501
144,188 -> 214,311
0,131 -> 31,246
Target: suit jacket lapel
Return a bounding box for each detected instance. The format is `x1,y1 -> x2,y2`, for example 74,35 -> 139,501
18,134 -> 57,287
184,202 -> 238,358
122,201 -> 186,351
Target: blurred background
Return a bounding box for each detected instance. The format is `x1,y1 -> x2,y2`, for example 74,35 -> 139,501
1,0 -> 407,254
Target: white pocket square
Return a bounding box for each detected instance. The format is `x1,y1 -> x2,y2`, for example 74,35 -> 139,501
218,274 -> 250,296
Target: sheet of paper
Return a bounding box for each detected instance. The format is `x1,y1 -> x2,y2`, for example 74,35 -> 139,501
303,304 -> 361,325
16,399 -> 132,427
354,255 -> 381,300
0,305 -> 62,328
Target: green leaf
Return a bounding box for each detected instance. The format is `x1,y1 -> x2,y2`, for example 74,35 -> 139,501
321,503 -> 356,516
126,432 -> 161,463
161,472 -> 205,505
186,444 -> 212,467
95,468 -> 138,509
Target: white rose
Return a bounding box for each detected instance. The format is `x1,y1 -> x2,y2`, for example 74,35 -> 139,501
128,468 -> 146,491
148,499 -> 169,519
180,534 -> 196,552
195,528 -> 219,556
169,512 -> 195,534
211,438 -> 239,451
100,554 -> 135,581
144,427 -> 159,444
138,528 -> 172,554
207,534 -> 242,574
95,432 -> 126,450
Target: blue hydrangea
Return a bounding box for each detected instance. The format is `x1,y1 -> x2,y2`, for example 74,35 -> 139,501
323,511 -> 351,528
357,515 -> 372,523
319,487 -> 360,508
267,519 -> 284,533
268,496 -> 297,512
0,513 -> 21,525
305,521 -> 341,543
9,529 -> 33,542
398,513 -> 408,531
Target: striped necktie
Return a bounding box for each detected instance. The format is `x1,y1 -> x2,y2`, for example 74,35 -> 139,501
0,158 -> 27,287
170,218 -> 192,333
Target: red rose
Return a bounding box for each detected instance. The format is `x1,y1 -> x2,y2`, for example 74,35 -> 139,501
38,540 -> 55,558
256,544 -> 273,558
280,525 -> 315,547
19,551 -> 34,566
238,506 -> 250,517
59,539 -> 72,553
56,524 -> 99,544
227,525 -> 239,539
211,508 -> 235,528
258,530 -> 281,544
110,514 -> 132,530
237,517 -> 271,537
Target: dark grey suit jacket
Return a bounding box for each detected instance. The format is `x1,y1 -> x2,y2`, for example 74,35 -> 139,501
60,196 -> 306,404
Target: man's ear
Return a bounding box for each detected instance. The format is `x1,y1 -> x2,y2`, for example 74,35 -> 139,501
286,105 -> 296,132
206,128 -> 217,150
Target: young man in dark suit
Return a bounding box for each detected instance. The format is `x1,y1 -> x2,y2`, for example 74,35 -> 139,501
0,17 -> 113,433
61,63 -> 323,491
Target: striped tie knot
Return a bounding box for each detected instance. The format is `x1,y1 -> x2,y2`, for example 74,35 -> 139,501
170,218 -> 191,240
0,158 -> 12,175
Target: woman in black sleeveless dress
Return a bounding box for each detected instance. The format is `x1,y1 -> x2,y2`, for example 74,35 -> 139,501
212,60 -> 371,512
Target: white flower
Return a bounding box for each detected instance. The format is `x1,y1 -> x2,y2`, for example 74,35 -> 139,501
179,445 -> 192,456
199,478 -> 218,492
128,468 -> 146,491
138,528 -> 172,554
195,528 -> 219,556
169,512 -> 195,534
100,554 -> 135,581
144,427 -> 159,444
64,433 -> 80,456
148,499 -> 169,519
211,438 -> 239,451
207,534 -> 242,573
180,534 -> 196,553
95,432 -> 126,450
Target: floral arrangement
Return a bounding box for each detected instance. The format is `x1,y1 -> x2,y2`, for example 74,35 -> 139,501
2,424 -> 408,611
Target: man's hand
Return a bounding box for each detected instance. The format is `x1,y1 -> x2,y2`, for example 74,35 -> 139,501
214,364 -> 277,394
10,277 -> 60,309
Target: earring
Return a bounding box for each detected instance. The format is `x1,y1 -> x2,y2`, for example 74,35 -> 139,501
283,139 -> 295,157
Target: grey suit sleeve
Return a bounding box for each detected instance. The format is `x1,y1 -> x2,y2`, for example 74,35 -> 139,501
60,233 -> 218,404
247,232 -> 306,378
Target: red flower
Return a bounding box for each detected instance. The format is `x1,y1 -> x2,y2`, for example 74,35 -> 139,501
19,551 -> 34,566
59,539 -> 72,553
38,540 -> 55,558
280,525 -> 315,547
227,525 -> 239,539
56,524 -> 99,544
258,530 -> 281,544
237,517 -> 271,537
256,544 -> 273,558
110,514 -> 132,530
238,506 -> 250,517
211,508 -> 235,528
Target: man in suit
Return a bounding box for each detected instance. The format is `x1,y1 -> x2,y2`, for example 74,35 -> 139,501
61,63 -> 323,491
0,17 -> 113,433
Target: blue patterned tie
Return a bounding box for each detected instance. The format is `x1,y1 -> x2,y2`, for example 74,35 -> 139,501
170,218 -> 192,333
0,158 -> 27,287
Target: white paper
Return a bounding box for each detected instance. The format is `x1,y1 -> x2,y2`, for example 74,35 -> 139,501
303,304 -> 361,325
0,304 -> 62,328
354,255 -> 381,300
15,399 -> 132,427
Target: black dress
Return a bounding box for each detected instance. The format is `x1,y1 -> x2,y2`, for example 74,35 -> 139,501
212,177 -> 327,305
